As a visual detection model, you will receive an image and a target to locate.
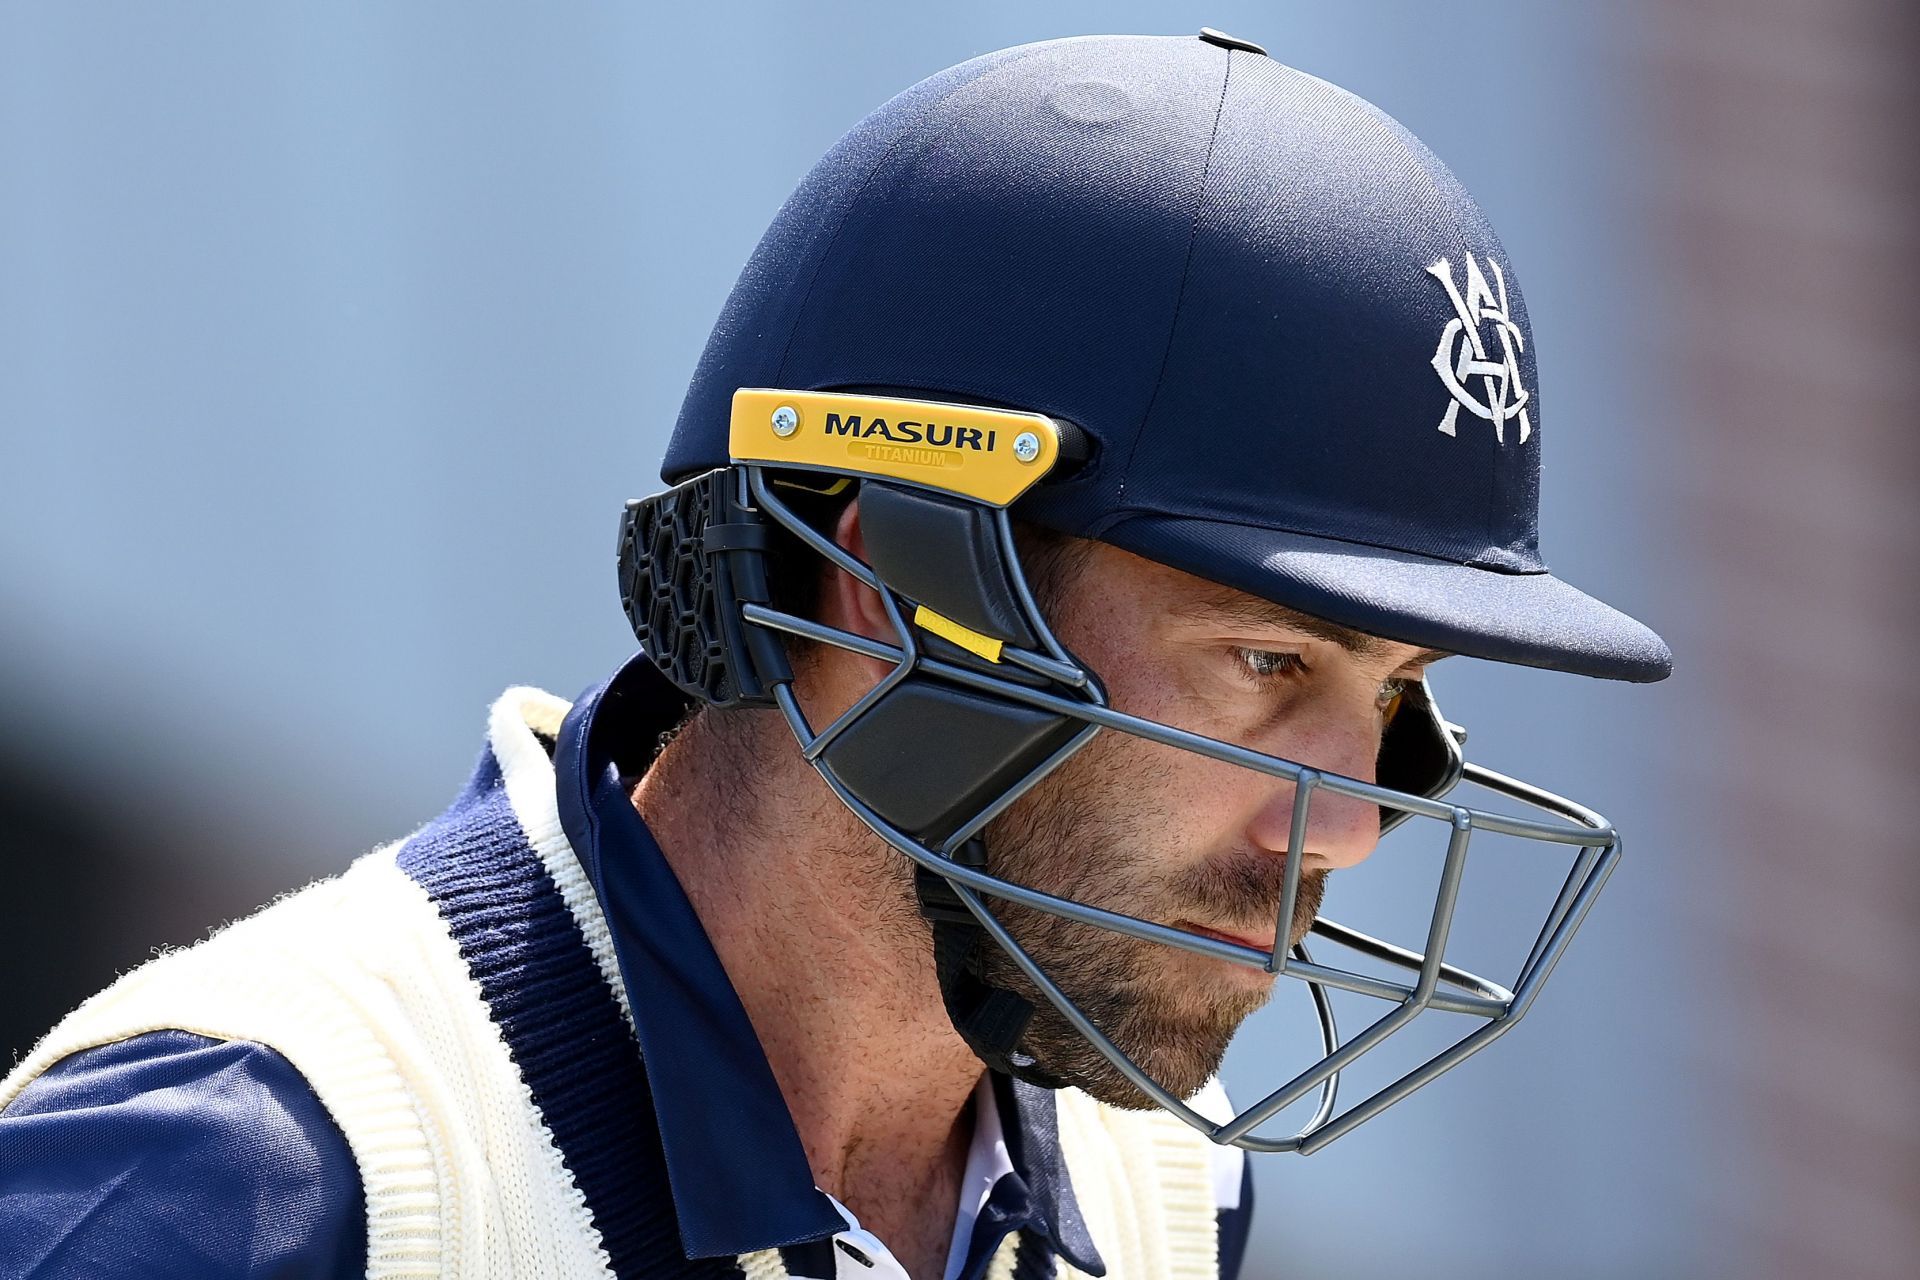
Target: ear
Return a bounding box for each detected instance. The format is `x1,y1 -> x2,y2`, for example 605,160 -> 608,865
818,498 -> 897,672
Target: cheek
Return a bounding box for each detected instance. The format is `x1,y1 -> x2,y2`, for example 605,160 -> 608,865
1068,649 -> 1277,816
1073,629 -> 1216,732
1039,598 -> 1274,846
1076,626 -> 1377,788
1065,618 -> 1264,745
1062,727 -> 1262,868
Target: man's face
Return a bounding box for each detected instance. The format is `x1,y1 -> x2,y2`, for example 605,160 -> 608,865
979,541 -> 1445,1110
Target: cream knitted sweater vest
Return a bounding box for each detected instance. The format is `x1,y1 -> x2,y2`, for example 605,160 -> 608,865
1,688 -> 1222,1280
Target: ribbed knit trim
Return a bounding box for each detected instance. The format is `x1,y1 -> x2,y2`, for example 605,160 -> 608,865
397,774 -> 741,1280
738,1248 -> 791,1280
1009,1230 -> 1057,1280
1144,1118 -> 1219,1280
486,687 -> 633,1030
1053,1084 -> 1219,1280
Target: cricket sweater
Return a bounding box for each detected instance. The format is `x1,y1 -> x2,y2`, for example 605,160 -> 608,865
0,656 -> 1252,1279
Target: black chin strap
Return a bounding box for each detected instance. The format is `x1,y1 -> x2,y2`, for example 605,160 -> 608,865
914,840 -> 1065,1089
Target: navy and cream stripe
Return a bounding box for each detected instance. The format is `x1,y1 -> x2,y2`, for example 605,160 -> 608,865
398,783 -> 744,1280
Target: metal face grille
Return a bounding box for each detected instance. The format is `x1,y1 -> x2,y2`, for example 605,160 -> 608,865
732,464 -> 1620,1155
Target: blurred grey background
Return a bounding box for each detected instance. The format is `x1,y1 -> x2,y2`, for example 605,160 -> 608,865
2,3 -> 1913,1278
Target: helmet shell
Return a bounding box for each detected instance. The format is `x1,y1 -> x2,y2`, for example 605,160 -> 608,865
665,34 -> 1668,681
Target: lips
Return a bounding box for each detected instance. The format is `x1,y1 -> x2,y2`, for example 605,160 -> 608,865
1178,921 -> 1279,954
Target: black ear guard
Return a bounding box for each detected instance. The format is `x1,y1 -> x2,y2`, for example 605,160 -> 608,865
820,481 -> 1080,843
815,681 -> 1082,845
856,481 -> 1040,650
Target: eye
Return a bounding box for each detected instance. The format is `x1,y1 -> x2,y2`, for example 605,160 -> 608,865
1234,647 -> 1307,682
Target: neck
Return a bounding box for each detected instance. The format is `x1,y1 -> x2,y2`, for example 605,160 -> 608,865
633,707 -> 982,1230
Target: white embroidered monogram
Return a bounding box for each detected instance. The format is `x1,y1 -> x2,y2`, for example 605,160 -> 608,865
1427,253 -> 1533,443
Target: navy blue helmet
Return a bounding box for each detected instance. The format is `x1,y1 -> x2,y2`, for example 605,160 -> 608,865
665,31 -> 1670,683
625,32 -> 1668,1155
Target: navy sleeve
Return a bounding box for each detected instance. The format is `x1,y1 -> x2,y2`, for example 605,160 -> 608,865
1216,1159 -> 1254,1280
0,1029 -> 366,1279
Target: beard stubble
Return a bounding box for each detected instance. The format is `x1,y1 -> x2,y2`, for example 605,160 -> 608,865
975,732 -> 1328,1110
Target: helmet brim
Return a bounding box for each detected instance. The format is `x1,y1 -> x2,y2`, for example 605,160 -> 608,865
1099,513 -> 1672,683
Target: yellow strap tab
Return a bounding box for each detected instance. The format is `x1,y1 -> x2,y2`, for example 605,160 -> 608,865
729,387 -> 1060,506
913,606 -> 1005,663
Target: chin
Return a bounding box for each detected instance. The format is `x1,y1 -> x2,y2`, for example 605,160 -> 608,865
1058,1040 -> 1229,1111
1024,989 -> 1258,1111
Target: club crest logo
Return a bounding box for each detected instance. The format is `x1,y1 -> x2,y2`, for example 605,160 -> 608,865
1427,255 -> 1531,443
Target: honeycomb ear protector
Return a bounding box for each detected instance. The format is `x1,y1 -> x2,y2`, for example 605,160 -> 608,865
617,468 -> 790,711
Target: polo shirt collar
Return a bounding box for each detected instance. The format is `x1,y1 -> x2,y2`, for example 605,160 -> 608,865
552,652 -> 1103,1274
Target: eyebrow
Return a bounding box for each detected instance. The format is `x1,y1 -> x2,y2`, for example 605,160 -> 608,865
1187,591 -> 1452,667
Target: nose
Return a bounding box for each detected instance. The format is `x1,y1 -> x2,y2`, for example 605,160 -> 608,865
1244,719 -> 1384,873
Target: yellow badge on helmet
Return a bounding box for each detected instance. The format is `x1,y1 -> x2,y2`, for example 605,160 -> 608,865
729,388 -> 1061,507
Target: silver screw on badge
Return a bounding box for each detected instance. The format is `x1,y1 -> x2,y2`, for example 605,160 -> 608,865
1013,431 -> 1041,462
771,405 -> 799,437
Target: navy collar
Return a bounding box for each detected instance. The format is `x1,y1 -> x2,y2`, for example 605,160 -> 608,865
553,653 -> 1102,1274
997,1076 -> 1103,1275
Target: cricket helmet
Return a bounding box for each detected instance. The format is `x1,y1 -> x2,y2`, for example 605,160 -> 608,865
619,31 -> 1670,1154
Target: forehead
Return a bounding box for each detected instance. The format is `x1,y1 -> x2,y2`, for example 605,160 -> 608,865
1069,539 -> 1449,666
